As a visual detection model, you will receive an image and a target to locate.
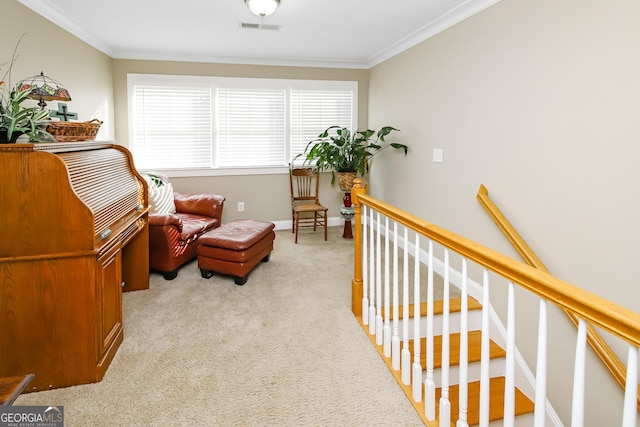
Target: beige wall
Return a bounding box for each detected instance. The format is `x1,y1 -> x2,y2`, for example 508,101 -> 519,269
112,59 -> 369,223
368,0 -> 640,424
2,2 -> 114,139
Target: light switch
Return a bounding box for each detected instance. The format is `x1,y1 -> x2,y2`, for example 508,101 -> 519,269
433,148 -> 443,163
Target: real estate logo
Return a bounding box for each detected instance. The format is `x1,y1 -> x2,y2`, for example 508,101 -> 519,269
0,406 -> 64,427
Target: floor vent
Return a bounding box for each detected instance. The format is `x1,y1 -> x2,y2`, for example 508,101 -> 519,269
240,22 -> 281,31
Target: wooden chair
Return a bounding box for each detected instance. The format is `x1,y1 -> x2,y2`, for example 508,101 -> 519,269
289,166 -> 328,243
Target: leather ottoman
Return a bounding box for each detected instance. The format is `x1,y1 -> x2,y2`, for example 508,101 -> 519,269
197,219 -> 276,285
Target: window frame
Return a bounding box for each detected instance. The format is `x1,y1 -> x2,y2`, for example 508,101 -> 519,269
127,74 -> 358,177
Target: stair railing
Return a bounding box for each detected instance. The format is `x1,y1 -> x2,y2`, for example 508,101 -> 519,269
476,184 -> 640,410
350,179 -> 640,426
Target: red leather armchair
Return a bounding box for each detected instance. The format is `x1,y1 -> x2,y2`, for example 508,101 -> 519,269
149,192 -> 225,280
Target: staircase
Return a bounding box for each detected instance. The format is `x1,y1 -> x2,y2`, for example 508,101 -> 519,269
352,183 -> 640,426
358,297 -> 535,426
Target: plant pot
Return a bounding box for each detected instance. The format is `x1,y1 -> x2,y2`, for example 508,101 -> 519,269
343,192 -> 352,207
0,130 -> 24,144
338,171 -> 357,191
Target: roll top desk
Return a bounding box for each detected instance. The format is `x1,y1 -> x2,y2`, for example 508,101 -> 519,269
0,141 -> 149,391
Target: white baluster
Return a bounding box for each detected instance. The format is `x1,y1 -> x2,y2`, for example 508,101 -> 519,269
368,208 -> 375,335
425,240 -> 436,421
362,205 -> 368,325
479,269 -> 490,427
375,212 -> 383,346
456,259 -> 469,427
392,221 -> 400,370
534,299 -> 548,427
571,319 -> 587,427
622,346 -> 638,427
412,233 -> 422,402
504,282 -> 516,427
402,227 -> 411,385
439,249 -> 451,427
383,216 -> 391,356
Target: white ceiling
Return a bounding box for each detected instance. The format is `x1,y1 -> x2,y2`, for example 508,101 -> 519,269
18,0 -> 499,69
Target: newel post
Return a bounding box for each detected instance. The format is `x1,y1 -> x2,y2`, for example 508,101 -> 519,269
351,178 -> 365,317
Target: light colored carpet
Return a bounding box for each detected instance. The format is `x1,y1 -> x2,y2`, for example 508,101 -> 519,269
16,227 -> 433,426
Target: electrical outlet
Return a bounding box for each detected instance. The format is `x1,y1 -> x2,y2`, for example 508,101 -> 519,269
237,202 -> 245,212
433,148 -> 443,163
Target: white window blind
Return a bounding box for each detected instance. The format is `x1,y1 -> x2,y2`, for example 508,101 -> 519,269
216,88 -> 286,167
290,89 -> 354,165
132,84 -> 212,169
128,74 -> 357,174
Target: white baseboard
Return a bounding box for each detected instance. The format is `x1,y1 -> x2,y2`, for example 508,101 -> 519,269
271,216 -> 343,231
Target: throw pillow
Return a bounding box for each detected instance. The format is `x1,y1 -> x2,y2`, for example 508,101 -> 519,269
141,172 -> 177,215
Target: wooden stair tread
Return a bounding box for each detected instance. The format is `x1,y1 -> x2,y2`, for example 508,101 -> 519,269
436,376 -> 535,426
360,298 -> 534,425
404,297 -> 482,319
408,330 -> 506,368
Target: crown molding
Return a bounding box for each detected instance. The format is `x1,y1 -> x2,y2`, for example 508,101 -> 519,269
18,0 -> 116,57
366,0 -> 503,68
19,0 -> 501,70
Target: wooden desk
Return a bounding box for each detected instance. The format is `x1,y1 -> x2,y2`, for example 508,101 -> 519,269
0,374 -> 34,406
0,142 -> 149,391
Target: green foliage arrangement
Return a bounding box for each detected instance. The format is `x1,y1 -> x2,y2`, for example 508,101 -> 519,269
301,125 -> 408,185
0,35 -> 52,142
0,87 -> 51,142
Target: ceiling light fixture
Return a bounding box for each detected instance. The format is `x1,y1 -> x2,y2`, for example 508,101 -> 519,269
245,0 -> 280,17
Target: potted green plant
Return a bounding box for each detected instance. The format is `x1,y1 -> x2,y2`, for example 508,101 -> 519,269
300,125 -> 408,190
0,86 -> 51,143
0,35 -> 52,143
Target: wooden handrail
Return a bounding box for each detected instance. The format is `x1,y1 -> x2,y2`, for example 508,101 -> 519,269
350,179 -> 640,349
476,184 -> 639,408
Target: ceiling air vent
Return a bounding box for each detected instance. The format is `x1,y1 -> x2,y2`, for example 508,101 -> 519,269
241,22 -> 281,31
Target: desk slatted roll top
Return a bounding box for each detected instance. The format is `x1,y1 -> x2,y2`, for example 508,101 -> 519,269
57,147 -> 143,242
0,141 -> 147,257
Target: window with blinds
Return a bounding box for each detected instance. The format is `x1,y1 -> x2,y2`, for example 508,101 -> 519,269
131,83 -> 212,170
128,74 -> 356,173
290,89 -> 353,166
217,88 -> 286,167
